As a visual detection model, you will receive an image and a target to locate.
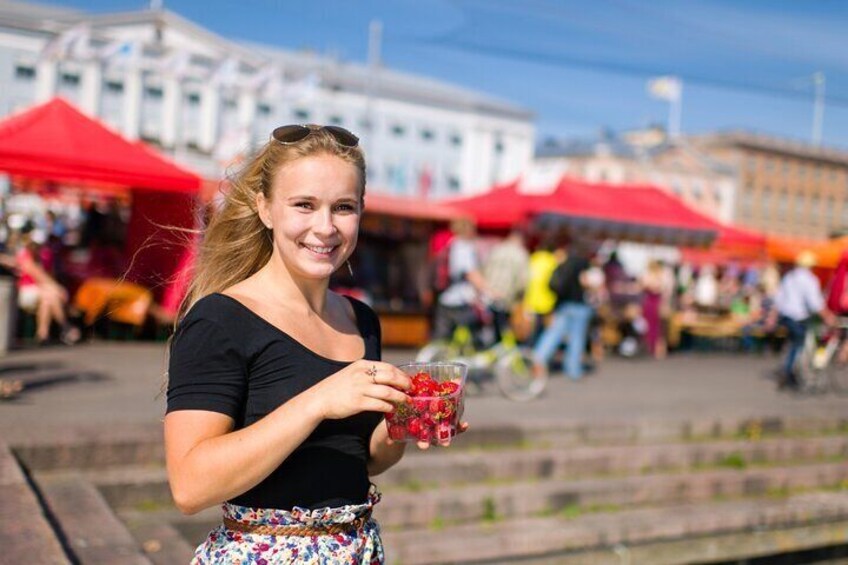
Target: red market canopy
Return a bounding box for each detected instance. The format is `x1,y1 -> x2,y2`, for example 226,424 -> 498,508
443,179 -> 537,230
0,97 -> 200,193
364,192 -> 463,222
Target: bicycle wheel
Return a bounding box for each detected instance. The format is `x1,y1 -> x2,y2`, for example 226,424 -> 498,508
796,340 -> 828,394
827,353 -> 848,395
415,341 -> 453,363
494,346 -> 547,401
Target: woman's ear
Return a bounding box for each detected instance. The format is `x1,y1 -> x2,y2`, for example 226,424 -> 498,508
255,192 -> 272,229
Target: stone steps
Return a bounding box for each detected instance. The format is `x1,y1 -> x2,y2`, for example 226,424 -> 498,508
375,460 -> 848,530
11,413 -> 848,471
57,434 -> 848,514
10,418 -> 848,564
381,491 -> 848,564
0,441 -> 69,564
36,472 -> 152,564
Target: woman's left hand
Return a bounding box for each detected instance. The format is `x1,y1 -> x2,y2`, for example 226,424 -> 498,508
386,420 -> 470,450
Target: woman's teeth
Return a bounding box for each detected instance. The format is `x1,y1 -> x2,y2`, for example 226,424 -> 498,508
304,244 -> 335,254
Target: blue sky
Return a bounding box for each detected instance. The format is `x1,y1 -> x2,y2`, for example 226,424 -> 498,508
44,0 -> 848,149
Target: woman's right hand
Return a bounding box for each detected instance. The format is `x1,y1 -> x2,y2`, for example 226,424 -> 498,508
309,360 -> 411,420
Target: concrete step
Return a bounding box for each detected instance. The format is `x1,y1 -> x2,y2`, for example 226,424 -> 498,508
36,471 -> 152,565
379,434 -> 848,490
511,520 -> 848,565
11,414 -> 848,471
381,491 -> 848,564
0,441 -> 70,564
69,434 -> 848,513
121,518 -> 199,565
375,460 -> 848,529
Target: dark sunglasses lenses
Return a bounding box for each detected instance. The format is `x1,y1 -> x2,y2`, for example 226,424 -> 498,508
323,126 -> 359,147
272,125 -> 311,143
271,124 -> 359,148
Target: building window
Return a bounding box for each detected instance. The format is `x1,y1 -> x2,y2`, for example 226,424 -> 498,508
14,65 -> 35,80
447,175 -> 461,192
144,86 -> 163,99
60,73 -> 80,87
293,108 -> 310,121
328,115 -> 343,125
449,133 -> 463,147
777,191 -> 789,220
105,80 -> 124,94
186,92 -> 201,105
257,103 -> 272,116
222,98 -> 237,109
390,124 -> 406,137
494,139 -> 505,154
420,128 -> 435,142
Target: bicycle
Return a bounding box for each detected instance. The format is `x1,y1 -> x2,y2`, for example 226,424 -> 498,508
416,321 -> 548,402
795,316 -> 848,395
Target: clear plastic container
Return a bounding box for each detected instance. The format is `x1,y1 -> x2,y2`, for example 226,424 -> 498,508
385,362 -> 468,444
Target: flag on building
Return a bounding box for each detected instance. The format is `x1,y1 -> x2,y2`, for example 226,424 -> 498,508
647,76 -> 682,102
211,57 -> 240,88
39,24 -> 91,61
159,49 -> 192,79
99,39 -> 141,69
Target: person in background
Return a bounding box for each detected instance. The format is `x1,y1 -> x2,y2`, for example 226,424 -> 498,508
482,228 -> 529,343
0,226 -> 79,345
431,217 -> 488,341
523,236 -> 563,345
769,250 -> 835,391
694,264 -> 719,311
641,259 -> 673,359
534,241 -> 593,380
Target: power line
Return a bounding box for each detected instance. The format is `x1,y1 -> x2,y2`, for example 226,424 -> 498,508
412,35 -> 848,109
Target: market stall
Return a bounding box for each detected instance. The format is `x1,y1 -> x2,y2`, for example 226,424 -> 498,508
0,97 -> 202,296
347,193 -> 464,346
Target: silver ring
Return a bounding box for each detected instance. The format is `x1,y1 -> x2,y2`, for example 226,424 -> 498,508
366,364 -> 378,384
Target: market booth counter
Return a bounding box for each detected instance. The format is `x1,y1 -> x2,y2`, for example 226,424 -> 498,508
343,193 -> 462,348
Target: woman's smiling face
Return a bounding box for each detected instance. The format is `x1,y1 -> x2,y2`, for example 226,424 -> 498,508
258,153 -> 362,280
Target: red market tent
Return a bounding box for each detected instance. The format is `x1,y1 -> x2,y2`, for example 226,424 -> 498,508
0,98 -> 199,192
443,179 -> 538,230
0,98 -> 202,295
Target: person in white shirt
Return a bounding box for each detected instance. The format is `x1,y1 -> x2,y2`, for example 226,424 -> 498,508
772,251 -> 835,390
432,218 -> 488,340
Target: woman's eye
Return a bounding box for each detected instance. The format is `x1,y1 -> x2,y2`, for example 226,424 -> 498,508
335,203 -> 358,212
294,202 -> 313,209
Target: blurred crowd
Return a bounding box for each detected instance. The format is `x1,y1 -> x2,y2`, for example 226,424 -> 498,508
425,218 -> 848,386
0,195 -> 130,345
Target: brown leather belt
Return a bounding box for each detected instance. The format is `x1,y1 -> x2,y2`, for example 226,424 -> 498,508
222,510 -> 372,537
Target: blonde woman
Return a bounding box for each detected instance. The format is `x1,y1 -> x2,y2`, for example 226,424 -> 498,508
165,125 -> 459,563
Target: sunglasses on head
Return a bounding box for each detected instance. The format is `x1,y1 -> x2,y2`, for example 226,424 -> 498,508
271,124 -> 359,148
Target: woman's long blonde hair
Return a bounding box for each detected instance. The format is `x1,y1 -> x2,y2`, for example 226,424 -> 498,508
177,127 -> 366,323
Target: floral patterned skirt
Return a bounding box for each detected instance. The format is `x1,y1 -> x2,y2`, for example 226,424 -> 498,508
191,487 -> 384,564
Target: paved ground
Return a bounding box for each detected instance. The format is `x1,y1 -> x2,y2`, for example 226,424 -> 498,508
1,341 -> 847,445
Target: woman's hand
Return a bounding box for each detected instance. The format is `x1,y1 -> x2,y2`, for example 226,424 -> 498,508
401,420 -> 470,450
309,360 -> 411,420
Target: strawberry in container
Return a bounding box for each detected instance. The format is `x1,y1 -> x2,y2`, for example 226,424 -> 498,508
385,362 -> 468,445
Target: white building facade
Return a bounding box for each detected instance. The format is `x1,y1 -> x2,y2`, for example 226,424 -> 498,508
0,1 -> 535,196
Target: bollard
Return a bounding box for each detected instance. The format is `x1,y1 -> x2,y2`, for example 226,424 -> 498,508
0,277 -> 17,355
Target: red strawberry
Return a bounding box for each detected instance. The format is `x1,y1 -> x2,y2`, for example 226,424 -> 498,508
387,424 -> 405,440
440,381 -> 459,396
417,425 -> 432,443
406,418 -> 422,437
436,421 -> 454,441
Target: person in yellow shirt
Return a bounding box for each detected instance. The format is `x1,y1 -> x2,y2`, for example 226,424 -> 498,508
523,237 -> 565,344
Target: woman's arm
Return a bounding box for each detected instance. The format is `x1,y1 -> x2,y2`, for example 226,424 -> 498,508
165,359 -> 410,515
